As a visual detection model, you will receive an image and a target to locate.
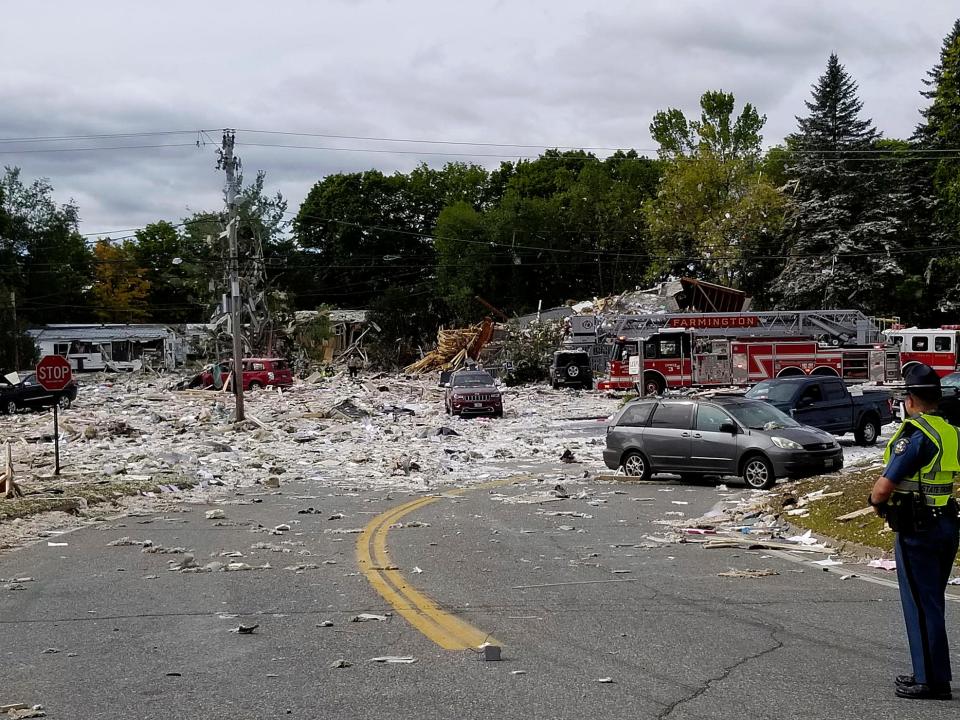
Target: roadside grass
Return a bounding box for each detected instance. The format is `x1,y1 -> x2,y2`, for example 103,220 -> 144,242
772,464 -> 895,553
772,463 -> 960,568
0,478 -> 197,522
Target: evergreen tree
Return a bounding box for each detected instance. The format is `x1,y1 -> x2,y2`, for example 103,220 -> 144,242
771,54 -> 903,312
913,20 -> 960,317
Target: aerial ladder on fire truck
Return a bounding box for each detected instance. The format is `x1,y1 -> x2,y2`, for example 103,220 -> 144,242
601,309 -> 883,346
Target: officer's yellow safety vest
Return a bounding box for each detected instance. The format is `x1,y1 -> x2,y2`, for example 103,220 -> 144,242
884,414 -> 960,507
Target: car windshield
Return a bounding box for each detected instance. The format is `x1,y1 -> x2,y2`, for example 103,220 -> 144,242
942,373 -> 960,388
726,401 -> 800,431
452,373 -> 494,388
745,380 -> 799,402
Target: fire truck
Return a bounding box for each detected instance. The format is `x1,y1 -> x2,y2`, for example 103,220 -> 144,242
587,310 -> 902,393
885,326 -> 960,378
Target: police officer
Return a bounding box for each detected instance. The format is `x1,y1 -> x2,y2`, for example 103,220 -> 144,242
869,363 -> 960,700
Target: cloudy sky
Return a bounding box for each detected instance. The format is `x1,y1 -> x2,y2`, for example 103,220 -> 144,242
1,1 -> 956,236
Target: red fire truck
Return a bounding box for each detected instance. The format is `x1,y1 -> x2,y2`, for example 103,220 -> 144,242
589,310 -> 901,393
885,326 -> 960,378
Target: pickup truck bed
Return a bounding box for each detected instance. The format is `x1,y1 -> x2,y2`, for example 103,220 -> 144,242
745,376 -> 893,446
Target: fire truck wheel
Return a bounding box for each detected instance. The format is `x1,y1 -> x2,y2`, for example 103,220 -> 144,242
742,455 -> 775,490
643,373 -> 665,396
621,451 -> 651,480
855,415 -> 879,446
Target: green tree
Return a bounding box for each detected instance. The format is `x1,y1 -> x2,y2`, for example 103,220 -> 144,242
771,54 -> 904,312
645,91 -> 786,295
434,201 -> 495,321
913,21 -> 960,317
127,221 -> 207,323
0,167 -> 93,326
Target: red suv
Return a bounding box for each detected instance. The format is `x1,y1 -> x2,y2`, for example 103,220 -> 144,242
199,358 -> 294,391
444,369 -> 503,417
242,358 -> 293,390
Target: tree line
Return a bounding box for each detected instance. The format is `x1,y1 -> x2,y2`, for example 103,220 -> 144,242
2,20 -> 958,368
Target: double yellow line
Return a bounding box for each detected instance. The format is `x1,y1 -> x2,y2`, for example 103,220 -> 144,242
356,480 -> 514,650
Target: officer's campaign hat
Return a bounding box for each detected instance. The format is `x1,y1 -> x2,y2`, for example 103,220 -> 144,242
902,363 -> 942,401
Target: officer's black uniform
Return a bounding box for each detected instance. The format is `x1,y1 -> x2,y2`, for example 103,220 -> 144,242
877,364 -> 960,700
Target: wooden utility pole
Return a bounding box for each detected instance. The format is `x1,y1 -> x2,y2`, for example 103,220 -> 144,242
10,290 -> 19,370
217,130 -> 245,421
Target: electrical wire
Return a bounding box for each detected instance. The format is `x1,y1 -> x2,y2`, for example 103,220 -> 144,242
0,142 -> 204,155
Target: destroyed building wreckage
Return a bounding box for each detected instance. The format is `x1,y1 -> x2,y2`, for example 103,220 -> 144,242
0,279 -> 916,555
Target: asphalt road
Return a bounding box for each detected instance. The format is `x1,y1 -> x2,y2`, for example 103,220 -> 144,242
2,466 -> 959,718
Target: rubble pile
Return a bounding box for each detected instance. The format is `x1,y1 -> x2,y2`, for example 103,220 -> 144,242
0,372 -> 619,521
404,319 -> 495,374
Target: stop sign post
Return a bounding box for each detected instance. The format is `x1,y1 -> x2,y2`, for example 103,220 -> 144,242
36,355 -> 73,475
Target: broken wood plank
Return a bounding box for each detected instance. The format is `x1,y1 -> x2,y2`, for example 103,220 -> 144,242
835,506 -> 875,522
702,538 -> 833,553
2,441 -> 23,499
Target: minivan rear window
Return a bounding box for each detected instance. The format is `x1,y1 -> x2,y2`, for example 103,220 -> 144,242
649,403 -> 693,429
618,402 -> 654,427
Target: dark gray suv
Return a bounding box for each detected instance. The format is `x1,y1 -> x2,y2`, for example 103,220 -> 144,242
550,350 -> 593,390
602,396 -> 843,489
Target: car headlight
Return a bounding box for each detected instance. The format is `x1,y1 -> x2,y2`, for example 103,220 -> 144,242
771,436 -> 803,450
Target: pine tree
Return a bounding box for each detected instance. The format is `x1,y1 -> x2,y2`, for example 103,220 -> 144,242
911,20 -> 960,318
771,54 -> 904,312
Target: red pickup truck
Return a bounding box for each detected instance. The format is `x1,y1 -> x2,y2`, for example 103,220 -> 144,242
198,358 -> 294,391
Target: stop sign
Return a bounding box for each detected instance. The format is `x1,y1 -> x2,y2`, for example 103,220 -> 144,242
36,355 -> 73,391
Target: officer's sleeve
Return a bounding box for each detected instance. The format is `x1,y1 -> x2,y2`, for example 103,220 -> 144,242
881,433 -> 930,484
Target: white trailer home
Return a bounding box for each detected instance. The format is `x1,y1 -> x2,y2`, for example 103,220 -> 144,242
27,324 -> 184,371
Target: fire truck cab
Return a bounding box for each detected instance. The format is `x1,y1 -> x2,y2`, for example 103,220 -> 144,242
885,327 -> 960,378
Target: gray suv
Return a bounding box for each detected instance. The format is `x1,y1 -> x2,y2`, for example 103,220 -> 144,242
603,396 -> 843,489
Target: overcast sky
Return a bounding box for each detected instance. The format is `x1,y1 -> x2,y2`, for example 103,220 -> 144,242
1,1 -> 957,236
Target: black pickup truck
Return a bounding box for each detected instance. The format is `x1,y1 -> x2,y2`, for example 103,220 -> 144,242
745,376 -> 894,446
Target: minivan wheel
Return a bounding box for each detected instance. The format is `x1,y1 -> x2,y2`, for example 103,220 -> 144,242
742,455 -> 775,490
621,451 -> 651,480
855,416 -> 879,446
57,395 -> 72,410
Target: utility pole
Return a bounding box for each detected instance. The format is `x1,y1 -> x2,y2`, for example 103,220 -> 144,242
10,290 -> 19,370
217,130 -> 245,421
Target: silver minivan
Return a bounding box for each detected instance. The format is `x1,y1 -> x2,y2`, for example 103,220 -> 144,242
603,397 -> 843,489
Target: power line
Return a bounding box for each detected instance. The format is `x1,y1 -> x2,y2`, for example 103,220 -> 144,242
233,128 -> 631,152
0,142 -> 204,155
0,130 -> 207,145
1,125 -> 959,156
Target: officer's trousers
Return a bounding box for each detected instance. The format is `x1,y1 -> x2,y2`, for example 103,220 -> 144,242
894,510 -> 960,685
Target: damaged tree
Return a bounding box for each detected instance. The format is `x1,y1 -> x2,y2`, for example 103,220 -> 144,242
404,318 -> 495,374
